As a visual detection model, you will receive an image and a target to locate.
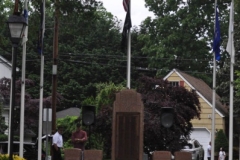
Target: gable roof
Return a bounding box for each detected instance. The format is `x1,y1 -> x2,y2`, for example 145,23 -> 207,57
164,69 -> 228,117
0,55 -> 12,70
56,107 -> 81,119
0,55 -> 20,76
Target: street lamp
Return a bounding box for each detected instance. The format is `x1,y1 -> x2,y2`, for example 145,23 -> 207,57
6,13 -> 27,160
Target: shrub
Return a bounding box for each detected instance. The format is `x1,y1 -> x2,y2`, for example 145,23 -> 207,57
215,129 -> 228,152
0,134 -> 8,141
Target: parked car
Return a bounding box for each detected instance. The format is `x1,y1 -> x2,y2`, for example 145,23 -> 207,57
181,139 -> 204,160
0,141 -> 46,160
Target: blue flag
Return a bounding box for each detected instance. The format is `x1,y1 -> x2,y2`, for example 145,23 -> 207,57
213,6 -> 221,61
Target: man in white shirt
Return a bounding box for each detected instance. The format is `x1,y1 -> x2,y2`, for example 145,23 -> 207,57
207,141 -> 211,160
52,126 -> 64,160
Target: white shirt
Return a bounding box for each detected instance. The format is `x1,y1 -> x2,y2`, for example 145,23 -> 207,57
219,151 -> 226,160
52,131 -> 63,147
207,144 -> 211,157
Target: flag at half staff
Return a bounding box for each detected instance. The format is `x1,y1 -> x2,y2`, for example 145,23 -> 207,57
213,5 -> 221,61
121,0 -> 132,49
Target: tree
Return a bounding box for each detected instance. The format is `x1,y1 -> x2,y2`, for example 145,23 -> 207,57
93,77 -> 201,158
0,77 -> 62,134
0,101 -> 8,134
92,82 -> 124,159
137,76 -> 201,155
215,129 -> 228,153
138,0 -> 230,82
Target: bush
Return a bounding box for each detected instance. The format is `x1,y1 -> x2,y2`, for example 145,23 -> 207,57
0,134 -> 8,141
215,129 -> 228,153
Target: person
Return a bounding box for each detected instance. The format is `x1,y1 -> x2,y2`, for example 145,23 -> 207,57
71,123 -> 88,150
52,126 -> 64,160
218,147 -> 226,160
207,141 -> 211,160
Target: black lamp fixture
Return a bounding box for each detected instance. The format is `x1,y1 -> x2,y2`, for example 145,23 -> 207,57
6,12 -> 27,160
6,14 -> 27,46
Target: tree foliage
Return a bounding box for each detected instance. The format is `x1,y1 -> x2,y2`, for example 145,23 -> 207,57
0,102 -> 8,134
215,129 -> 228,153
137,76 -> 201,154
93,77 -> 201,158
0,77 -> 62,134
139,0 -> 230,82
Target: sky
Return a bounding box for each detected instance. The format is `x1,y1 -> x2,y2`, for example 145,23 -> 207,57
101,0 -> 155,27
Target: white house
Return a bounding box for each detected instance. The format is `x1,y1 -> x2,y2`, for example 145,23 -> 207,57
0,55 -> 12,79
0,55 -> 12,135
0,56 -> 32,140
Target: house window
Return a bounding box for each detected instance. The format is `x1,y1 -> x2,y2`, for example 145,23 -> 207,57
169,81 -> 184,87
169,81 -> 179,87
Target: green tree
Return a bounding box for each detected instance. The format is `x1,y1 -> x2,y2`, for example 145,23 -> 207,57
91,82 -> 124,159
139,0 -> 230,82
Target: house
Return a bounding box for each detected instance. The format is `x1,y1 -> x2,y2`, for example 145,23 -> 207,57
0,55 -> 12,135
0,55 -> 12,79
0,56 -> 35,142
164,69 -> 228,160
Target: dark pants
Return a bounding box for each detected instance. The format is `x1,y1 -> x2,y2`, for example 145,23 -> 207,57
52,146 -> 62,160
207,157 -> 211,160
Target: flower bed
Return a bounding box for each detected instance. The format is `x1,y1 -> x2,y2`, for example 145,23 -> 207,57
0,154 -> 26,160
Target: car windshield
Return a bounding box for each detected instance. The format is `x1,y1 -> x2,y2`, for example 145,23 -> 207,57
183,143 -> 193,149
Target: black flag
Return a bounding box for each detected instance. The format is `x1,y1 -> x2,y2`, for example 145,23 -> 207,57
121,1 -> 132,50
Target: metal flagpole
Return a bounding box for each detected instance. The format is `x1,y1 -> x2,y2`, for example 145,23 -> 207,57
19,0 -> 28,157
126,0 -> 131,89
211,0 -> 217,160
228,1 -> 234,159
38,0 -> 45,159
7,47 -> 14,154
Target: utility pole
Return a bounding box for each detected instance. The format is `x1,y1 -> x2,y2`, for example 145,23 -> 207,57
52,0 -> 59,133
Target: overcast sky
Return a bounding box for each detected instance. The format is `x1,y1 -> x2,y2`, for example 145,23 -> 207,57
101,0 -> 155,27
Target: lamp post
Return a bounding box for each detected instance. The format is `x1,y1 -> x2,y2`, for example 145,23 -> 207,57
6,13 -> 27,160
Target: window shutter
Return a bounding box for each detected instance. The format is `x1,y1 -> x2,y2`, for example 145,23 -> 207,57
180,81 -> 184,87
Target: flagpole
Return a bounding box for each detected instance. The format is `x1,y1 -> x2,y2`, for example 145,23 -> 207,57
126,0 -> 131,89
228,1 -> 234,159
7,47 -> 14,155
38,0 -> 45,159
211,1 -> 217,160
211,53 -> 216,160
19,0 -> 28,157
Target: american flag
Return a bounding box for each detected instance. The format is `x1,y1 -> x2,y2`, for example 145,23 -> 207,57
123,0 -> 129,12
